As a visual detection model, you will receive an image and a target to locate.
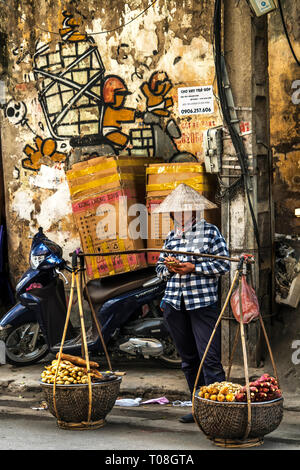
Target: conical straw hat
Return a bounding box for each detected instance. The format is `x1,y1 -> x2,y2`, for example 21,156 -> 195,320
153,183 -> 217,213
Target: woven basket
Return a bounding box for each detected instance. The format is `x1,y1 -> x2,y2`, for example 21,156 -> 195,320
41,377 -> 121,430
193,392 -> 284,441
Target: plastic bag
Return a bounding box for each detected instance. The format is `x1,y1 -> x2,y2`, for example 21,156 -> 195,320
141,397 -> 169,405
230,275 -> 260,324
114,398 -> 142,407
172,401 -> 192,407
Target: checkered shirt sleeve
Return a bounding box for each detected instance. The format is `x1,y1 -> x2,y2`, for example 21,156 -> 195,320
155,221 -> 230,310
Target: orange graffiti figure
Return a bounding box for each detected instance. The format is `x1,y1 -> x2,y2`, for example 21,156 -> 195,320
141,71 -> 173,117
102,75 -> 137,149
59,11 -> 87,42
23,136 -> 67,171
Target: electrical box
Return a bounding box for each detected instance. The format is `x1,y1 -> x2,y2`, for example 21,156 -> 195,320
246,0 -> 277,17
203,128 -> 223,174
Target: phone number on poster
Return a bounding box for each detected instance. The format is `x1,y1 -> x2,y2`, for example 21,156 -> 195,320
180,107 -> 212,115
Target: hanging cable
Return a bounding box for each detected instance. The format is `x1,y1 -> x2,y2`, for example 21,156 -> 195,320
277,0 -> 300,66
213,0 -> 261,258
0,0 -> 158,37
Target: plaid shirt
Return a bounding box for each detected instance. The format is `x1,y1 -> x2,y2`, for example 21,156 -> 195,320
156,220 -> 230,310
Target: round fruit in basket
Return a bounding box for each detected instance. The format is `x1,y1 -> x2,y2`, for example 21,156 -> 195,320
198,381 -> 242,402
193,375 -> 284,445
40,358 -> 122,430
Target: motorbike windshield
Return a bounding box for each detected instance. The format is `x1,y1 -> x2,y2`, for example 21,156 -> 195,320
30,228 -> 63,269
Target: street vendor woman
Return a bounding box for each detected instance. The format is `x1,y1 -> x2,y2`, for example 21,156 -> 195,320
155,184 -> 230,423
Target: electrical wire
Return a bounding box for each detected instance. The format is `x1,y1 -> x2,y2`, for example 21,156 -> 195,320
211,18 -> 244,201
0,0 -> 158,37
277,0 -> 300,66
213,0 -> 261,258
84,0 -> 158,36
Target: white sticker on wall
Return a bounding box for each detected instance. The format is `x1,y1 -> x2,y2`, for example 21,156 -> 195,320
178,85 -> 214,116
29,164 -> 65,190
0,80 -> 5,106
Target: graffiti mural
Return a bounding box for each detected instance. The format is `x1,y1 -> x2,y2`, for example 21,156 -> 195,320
5,11 -> 198,169
32,12 -> 196,162
127,72 -> 197,162
140,71 -> 173,117
22,136 -> 67,171
33,11 -> 104,142
5,99 -> 37,135
5,99 -> 27,125
101,75 -> 138,149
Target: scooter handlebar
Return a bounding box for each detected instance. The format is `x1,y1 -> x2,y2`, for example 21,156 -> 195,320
64,265 -> 73,273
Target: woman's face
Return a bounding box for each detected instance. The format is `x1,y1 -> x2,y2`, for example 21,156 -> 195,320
173,211 -> 194,229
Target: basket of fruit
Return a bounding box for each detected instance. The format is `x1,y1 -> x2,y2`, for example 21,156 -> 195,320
192,265 -> 284,448
40,354 -> 123,430
39,261 -> 124,430
193,375 -> 283,445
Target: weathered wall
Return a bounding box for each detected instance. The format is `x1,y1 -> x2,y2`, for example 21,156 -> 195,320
221,0 -> 272,367
268,1 -> 300,390
0,0 -> 223,283
269,0 -> 300,235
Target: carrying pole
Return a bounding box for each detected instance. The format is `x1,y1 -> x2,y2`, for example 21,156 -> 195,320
74,248 -> 249,264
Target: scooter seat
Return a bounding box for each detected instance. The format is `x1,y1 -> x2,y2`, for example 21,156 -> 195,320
85,267 -> 159,306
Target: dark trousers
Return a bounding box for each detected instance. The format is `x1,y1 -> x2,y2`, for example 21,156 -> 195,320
162,298 -> 225,395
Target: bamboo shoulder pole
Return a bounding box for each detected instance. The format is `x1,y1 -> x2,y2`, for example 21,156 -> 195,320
76,248 -> 244,264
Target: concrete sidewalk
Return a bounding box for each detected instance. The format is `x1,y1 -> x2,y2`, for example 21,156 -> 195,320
0,357 -> 190,401
0,357 -> 299,448
0,363 -> 190,401
1,356 -> 300,411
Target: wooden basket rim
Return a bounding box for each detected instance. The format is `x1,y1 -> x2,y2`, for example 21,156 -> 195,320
40,377 -> 122,388
194,394 -> 283,407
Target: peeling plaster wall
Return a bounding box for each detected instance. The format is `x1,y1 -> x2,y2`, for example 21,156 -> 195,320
0,1 -> 222,283
268,1 -> 300,235
268,2 -> 300,387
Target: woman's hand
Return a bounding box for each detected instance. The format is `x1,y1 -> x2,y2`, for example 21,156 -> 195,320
172,262 -> 195,275
164,256 -> 180,272
164,257 -> 195,274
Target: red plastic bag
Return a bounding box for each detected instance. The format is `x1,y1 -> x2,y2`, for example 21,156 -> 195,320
230,275 -> 260,324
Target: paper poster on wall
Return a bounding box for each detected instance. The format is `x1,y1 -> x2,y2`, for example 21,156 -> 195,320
0,81 -> 5,106
178,85 -> 214,116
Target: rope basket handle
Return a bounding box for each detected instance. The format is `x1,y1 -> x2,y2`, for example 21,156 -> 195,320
53,270 -> 76,420
226,277 -> 280,387
53,252 -> 113,426
53,268 -> 93,424
192,260 -> 280,441
192,269 -> 240,434
82,268 -> 112,371
238,274 -> 252,439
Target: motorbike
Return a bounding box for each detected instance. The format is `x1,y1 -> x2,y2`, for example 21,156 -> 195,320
0,228 -> 181,368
